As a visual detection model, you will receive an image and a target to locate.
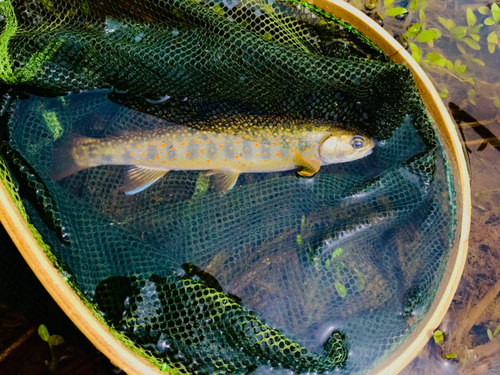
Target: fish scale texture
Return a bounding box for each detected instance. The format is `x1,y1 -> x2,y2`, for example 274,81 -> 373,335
0,0 -> 455,374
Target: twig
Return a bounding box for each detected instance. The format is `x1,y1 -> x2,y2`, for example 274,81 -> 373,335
0,326 -> 36,362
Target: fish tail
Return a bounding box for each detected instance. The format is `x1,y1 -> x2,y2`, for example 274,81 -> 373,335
51,134 -> 88,181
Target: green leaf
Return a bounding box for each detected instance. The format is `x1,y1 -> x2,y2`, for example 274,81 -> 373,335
468,89 -> 475,97
427,52 -> 446,66
472,24 -> 483,33
418,0 -> 428,11
488,43 -> 496,53
439,88 -> 449,98
38,324 -> 50,342
454,60 -> 466,73
419,9 -> 425,20
450,26 -> 468,40
429,28 -> 442,39
438,17 -> 454,30
473,58 -> 485,66
434,330 -> 444,343
408,23 -> 422,35
463,37 -> 481,50
470,34 -> 480,42
457,43 -> 467,54
386,7 -> 408,16
443,353 -> 457,359
48,334 -> 65,346
488,31 -> 498,43
488,329 -> 494,341
493,3 -> 500,22
467,8 -> 476,28
478,6 -> 490,15
494,323 -> 500,335
417,30 -> 437,42
48,356 -> 58,372
446,60 -> 454,70
384,0 -> 394,7
409,0 -> 417,11
485,17 -> 497,26
410,43 -> 421,62
335,282 -> 347,298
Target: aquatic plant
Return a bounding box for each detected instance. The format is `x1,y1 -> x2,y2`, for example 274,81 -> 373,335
38,324 -> 65,372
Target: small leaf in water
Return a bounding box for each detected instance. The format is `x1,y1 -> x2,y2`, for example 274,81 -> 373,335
433,330 -> 444,343
419,9 -> 425,20
473,58 -> 485,66
161,362 -> 168,372
427,52 -> 446,66
443,353 -> 457,359
446,60 -> 453,70
335,282 -> 347,298
493,3 -> 500,22
438,17 -> 454,30
409,0 -> 417,11
439,88 -> 449,98
468,89 -> 476,97
478,6 -> 490,15
384,0 -> 394,7
429,28 -> 442,39
48,334 -> 65,346
487,31 -> 498,43
472,24 -> 483,34
457,43 -> 467,54
48,356 -> 58,372
450,26 -> 468,40
408,23 -> 422,35
487,329 -> 494,341
470,34 -> 480,42
454,60 -> 466,73
416,30 -> 436,43
463,38 -> 481,50
386,7 -> 407,17
485,17 -> 496,26
38,324 -> 50,342
466,8 -> 476,28
410,43 -> 421,62
488,43 -> 496,54
494,323 -> 500,335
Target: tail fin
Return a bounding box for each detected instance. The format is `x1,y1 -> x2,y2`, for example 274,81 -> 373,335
51,134 -> 87,181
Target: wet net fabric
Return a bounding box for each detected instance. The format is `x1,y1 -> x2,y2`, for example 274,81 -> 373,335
0,0 -> 455,374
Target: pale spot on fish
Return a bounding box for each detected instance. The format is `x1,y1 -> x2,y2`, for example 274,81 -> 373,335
121,150 -> 125,154
229,147 -> 233,150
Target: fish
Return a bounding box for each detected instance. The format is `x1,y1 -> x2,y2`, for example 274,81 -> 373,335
51,115 -> 375,195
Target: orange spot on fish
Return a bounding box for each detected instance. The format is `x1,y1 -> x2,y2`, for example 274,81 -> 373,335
137,144 -> 141,148
245,136 -> 249,139
173,135 -> 176,138
305,148 -> 310,152
155,155 -> 160,159
181,142 -> 186,146
276,152 -> 280,157
151,142 -> 155,146
264,152 -> 268,156
195,140 -> 199,144
272,142 -> 277,146
264,159 -> 268,162
218,145 -> 223,149
236,141 -> 241,145
295,140 -> 299,143
206,139 -> 210,143
161,143 -> 166,148
235,155 -> 240,159
172,147 -> 176,150
200,149 -> 205,153
290,149 -> 295,153
255,143 -> 259,148
186,153 -> 190,157
313,142 -> 317,146
173,157 -> 177,161
207,159 -> 210,163
121,150 -> 125,154
130,153 -> 135,157
256,154 -> 259,157
285,139 -> 290,142
142,152 -> 146,157
224,158 -> 228,162
245,148 -> 249,151
250,162 -> 254,165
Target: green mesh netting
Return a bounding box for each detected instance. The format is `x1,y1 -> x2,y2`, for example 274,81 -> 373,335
0,0 -> 456,374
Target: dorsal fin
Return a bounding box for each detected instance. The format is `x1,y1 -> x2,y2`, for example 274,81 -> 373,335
123,166 -> 168,195
294,154 -> 321,177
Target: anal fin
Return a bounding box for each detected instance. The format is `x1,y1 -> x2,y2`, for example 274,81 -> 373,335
213,170 -> 240,193
123,166 -> 169,195
294,154 -> 321,177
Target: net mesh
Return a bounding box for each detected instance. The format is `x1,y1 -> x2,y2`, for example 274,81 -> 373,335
0,0 -> 456,374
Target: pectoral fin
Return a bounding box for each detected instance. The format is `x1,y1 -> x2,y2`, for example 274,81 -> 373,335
123,166 -> 169,195
213,170 -> 240,193
294,154 -> 321,177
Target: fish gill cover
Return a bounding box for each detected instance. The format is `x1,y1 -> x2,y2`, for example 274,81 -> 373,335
0,0 -> 455,374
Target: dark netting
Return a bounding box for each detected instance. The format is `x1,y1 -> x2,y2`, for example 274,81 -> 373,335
0,0 -> 455,374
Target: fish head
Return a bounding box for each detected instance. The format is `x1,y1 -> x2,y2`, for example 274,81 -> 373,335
318,130 -> 375,165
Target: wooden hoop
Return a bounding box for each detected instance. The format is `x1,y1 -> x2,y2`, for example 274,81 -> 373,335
0,1 -> 470,374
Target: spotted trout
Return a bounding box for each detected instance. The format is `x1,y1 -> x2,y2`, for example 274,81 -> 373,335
52,115 -> 375,194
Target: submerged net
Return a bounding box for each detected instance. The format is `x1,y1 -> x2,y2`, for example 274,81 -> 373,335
0,0 -> 455,374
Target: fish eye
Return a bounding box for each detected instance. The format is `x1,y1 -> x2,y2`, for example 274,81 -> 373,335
351,136 -> 364,149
